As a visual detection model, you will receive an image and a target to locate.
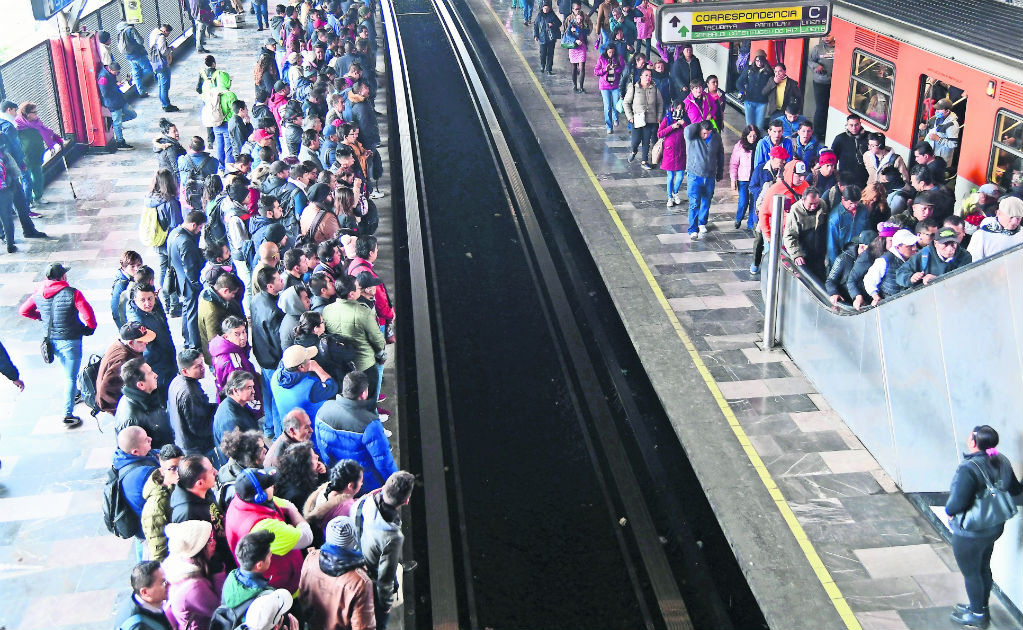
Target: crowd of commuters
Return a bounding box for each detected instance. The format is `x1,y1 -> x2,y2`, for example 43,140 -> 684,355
12,1 -> 414,628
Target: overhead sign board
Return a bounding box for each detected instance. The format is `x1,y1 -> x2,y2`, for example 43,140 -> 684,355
657,0 -> 832,45
31,0 -> 76,21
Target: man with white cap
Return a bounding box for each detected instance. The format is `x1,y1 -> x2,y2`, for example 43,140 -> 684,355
241,589 -> 297,630
863,229 -> 919,305
270,344 -> 338,422
299,515 -> 376,629
966,196 -> 1023,261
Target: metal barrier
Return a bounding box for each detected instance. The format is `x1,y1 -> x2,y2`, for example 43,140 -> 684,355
764,242 -> 1023,612
0,44 -> 66,138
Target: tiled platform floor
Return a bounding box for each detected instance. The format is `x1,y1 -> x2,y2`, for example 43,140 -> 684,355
0,20 -> 398,630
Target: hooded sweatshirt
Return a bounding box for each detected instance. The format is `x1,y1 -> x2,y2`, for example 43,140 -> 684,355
759,160 -> 809,240
209,335 -> 263,411
278,285 -> 309,350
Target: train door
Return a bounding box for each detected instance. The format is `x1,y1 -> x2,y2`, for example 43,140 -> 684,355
914,75 -> 967,184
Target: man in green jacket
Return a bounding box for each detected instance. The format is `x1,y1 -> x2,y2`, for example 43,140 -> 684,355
322,275 -> 386,410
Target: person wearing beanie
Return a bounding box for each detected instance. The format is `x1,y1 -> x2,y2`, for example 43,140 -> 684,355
299,515 -> 376,630
141,444 -> 184,562
299,182 -> 341,246
163,520 -> 222,630
808,149 -> 838,201
352,470 -> 416,629
224,468 -> 313,595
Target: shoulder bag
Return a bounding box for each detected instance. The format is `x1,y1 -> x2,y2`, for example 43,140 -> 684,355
39,287 -> 71,364
960,457 -> 1018,531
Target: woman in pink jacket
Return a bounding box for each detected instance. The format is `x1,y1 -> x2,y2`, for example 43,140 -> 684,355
163,520 -> 225,630
657,100 -> 689,207
593,46 -> 625,134
634,0 -> 655,58
683,81 -> 716,126
729,124 -> 761,229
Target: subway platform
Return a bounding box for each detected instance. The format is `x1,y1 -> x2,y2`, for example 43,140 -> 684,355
0,19 -> 399,629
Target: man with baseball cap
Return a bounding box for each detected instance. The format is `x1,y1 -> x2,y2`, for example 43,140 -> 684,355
19,262 -> 97,427
96,321 -> 157,414
224,469 -> 312,594
862,229 -> 918,306
967,196 -> 1023,261
270,344 -> 338,422
897,226 -> 972,289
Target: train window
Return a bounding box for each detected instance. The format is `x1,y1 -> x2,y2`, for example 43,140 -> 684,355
989,110 -> 1023,190
914,76 -> 967,182
848,50 -> 893,129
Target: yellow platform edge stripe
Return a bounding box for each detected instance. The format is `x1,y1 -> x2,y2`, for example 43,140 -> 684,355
481,5 -> 862,629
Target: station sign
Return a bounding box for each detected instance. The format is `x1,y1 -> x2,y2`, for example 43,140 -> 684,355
31,0 -> 76,21
657,0 -> 832,45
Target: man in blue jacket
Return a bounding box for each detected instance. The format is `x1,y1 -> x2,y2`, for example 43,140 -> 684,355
271,345 -> 338,422
113,425 -> 159,517
167,211 -> 207,350
97,63 -> 137,150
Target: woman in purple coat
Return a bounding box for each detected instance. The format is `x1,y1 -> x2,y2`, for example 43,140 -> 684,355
163,520 -> 225,630
593,46 -> 624,134
657,100 -> 689,207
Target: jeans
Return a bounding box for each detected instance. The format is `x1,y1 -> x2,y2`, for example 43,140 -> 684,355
253,0 -> 269,28
180,282 -> 201,349
735,180 -> 756,228
665,170 -> 685,198
686,175 -> 715,234
125,53 -> 153,94
630,124 -> 655,161
213,123 -> 233,170
952,533 -> 999,614
523,0 -> 534,21
0,189 -> 14,246
812,81 -> 831,141
196,21 -> 210,53
261,367 -> 281,438
110,105 -> 138,142
538,41 -> 555,72
743,101 -> 767,130
363,363 -> 382,412
600,88 -> 619,130
155,67 -> 171,108
52,338 -> 83,417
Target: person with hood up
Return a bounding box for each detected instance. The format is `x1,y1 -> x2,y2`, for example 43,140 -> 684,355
656,99 -> 688,208
126,283 -> 177,396
299,515 -> 376,629
141,443 -> 184,562
783,187 -> 830,282
827,184 -> 872,265
199,272 -> 245,365
271,344 -> 338,422
163,520 -> 223,630
225,469 -> 313,595
278,285 -> 311,350
206,70 -> 239,172
758,159 -> 809,250
736,49 -> 771,129
115,357 -> 175,448
352,471 -> 416,630
966,196 -> 1023,261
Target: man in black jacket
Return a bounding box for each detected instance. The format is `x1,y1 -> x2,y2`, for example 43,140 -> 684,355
170,454 -> 234,571
115,358 -> 175,448
227,100 -> 253,162
168,348 -> 217,456
114,561 -> 171,630
831,114 -> 869,187
251,266 -> 286,439
168,211 -> 207,350
533,2 -> 561,75
669,44 -> 704,103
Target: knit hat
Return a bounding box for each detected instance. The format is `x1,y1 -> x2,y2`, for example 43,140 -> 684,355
243,589 -> 293,630
325,515 -> 358,549
999,196 -> 1023,218
265,223 -> 288,245
892,229 -> 919,248
817,150 -> 837,166
165,521 -> 212,558
769,145 -> 789,160
877,221 -> 899,238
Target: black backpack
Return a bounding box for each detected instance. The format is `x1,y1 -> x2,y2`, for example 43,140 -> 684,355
76,353 -> 103,418
183,157 -> 211,210
102,461 -> 147,539
202,194 -> 229,247
317,333 -> 357,382
208,594 -> 259,630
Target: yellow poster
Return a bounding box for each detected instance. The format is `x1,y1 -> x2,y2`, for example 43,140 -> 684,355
123,0 -> 143,24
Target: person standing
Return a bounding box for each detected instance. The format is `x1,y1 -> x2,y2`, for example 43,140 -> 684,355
736,50 -> 772,131
13,101 -> 65,207
684,121 -> 725,240
831,114 -> 870,188
762,63 -> 803,128
808,35 -> 834,141
251,267 -> 287,438
190,0 -> 215,55
919,98 -> 960,165
168,349 -> 218,457
148,24 -> 179,113
126,283 -> 177,396
0,338 -> 25,393
299,515 -> 376,630
114,561 -> 172,630
322,275 -> 387,412
116,20 -> 153,97
168,211 -> 208,351
533,1 -> 562,76
114,358 -> 175,449
657,100 -> 688,208
623,68 -> 663,169
944,425 -> 1022,628
19,263 -> 96,428
97,62 -> 137,150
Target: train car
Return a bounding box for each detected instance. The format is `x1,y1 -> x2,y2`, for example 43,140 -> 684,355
826,0 -> 1022,199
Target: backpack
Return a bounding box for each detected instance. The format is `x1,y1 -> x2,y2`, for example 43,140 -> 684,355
118,24 -> 145,57
317,333 -> 357,383
208,595 -> 259,630
202,194 -> 229,246
183,157 -> 211,210
139,204 -> 169,247
102,461 -> 147,539
76,353 -> 104,418
202,88 -> 227,128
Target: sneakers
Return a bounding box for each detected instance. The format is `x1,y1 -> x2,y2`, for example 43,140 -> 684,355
369,189 -> 385,199
666,198 -> 675,208
63,415 -> 83,429
377,406 -> 391,416
606,128 -> 613,135
627,152 -> 636,163
28,210 -> 43,218
163,105 -> 180,112
24,230 -> 48,238
114,139 -> 133,150
950,607 -> 989,628
672,192 -> 682,205
383,428 -> 393,438
749,264 -> 760,274
378,393 -> 387,402
640,161 -> 652,170
698,225 -> 707,235
690,231 -> 700,241
6,244 -> 16,253
734,220 -> 741,229
136,91 -> 149,97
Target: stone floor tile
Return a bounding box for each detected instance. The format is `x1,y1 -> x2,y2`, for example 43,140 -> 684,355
716,378 -> 771,399
0,494 -> 72,523
855,610 -> 911,630
896,606 -> 963,630
656,233 -> 692,244
16,588 -> 118,628
47,536 -> 133,568
821,449 -> 883,473
853,544 -> 950,579
669,250 -> 722,263
841,576 -> 932,612
913,572 -> 968,607
790,410 -> 847,432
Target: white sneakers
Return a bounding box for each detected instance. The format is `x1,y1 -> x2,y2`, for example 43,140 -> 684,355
673,193 -> 682,206
699,225 -> 707,234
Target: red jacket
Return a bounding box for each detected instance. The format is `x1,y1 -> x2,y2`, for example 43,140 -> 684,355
225,497 -> 304,594
19,279 -> 98,328
347,258 -> 394,326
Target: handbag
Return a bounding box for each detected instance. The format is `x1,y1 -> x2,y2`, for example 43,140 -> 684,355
960,458 -> 1019,531
649,137 -> 665,165
560,31 -> 578,49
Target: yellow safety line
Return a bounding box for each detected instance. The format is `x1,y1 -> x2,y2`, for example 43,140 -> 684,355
481,5 -> 862,629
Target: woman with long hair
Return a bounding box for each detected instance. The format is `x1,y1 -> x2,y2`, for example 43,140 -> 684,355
253,53 -> 277,96
148,168 -> 183,315
303,459 -> 365,546
860,181 -> 892,227
275,441 -> 323,508
163,520 -> 222,630
300,182 -> 340,245
730,125 -> 761,229
215,427 -> 267,504
201,173 -> 224,215
334,186 -> 362,235
563,3 -> 591,93
657,99 -> 689,208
